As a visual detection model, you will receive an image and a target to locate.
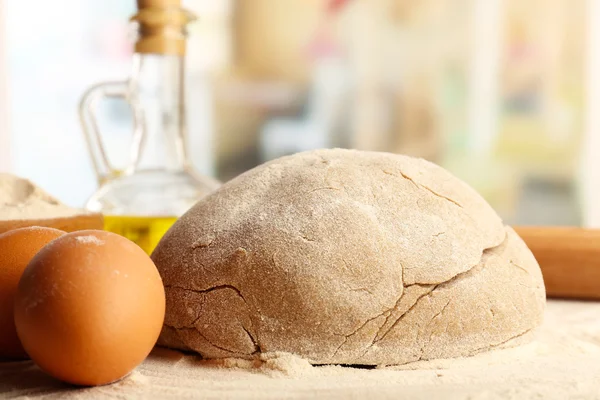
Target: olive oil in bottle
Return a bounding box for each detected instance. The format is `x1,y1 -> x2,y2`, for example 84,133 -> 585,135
103,215 -> 178,254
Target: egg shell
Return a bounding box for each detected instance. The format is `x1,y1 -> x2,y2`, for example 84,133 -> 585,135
0,227 -> 65,359
14,230 -> 165,386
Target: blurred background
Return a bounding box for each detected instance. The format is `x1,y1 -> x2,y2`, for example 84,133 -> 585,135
0,0 -> 598,227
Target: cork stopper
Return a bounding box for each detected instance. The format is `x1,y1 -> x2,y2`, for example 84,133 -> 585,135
131,0 -> 195,56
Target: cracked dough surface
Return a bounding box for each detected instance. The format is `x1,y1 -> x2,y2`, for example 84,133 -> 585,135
152,149 -> 545,365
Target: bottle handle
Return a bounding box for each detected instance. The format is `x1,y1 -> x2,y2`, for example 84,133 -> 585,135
79,81 -> 144,184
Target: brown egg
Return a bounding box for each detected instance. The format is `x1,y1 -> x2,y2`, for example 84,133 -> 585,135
0,227 -> 65,359
14,230 -> 165,386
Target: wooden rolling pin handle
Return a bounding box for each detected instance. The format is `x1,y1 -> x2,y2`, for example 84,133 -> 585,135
514,226 -> 600,300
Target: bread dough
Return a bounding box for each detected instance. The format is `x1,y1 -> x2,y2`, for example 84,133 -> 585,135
152,149 -> 545,365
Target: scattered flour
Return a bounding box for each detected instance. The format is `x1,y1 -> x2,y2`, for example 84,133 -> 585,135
75,235 -> 105,245
1,300 -> 599,399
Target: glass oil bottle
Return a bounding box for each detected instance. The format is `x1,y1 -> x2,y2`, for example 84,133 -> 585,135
79,0 -> 220,254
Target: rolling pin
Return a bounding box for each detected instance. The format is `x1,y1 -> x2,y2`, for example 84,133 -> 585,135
514,226 -> 600,300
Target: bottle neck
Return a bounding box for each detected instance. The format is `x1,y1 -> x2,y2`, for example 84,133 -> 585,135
129,52 -> 190,172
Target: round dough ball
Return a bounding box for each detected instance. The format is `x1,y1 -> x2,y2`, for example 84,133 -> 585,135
152,149 -> 545,365
14,230 -> 165,385
0,227 -> 65,359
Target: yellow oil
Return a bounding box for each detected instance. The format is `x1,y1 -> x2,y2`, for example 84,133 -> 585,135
103,215 -> 179,255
